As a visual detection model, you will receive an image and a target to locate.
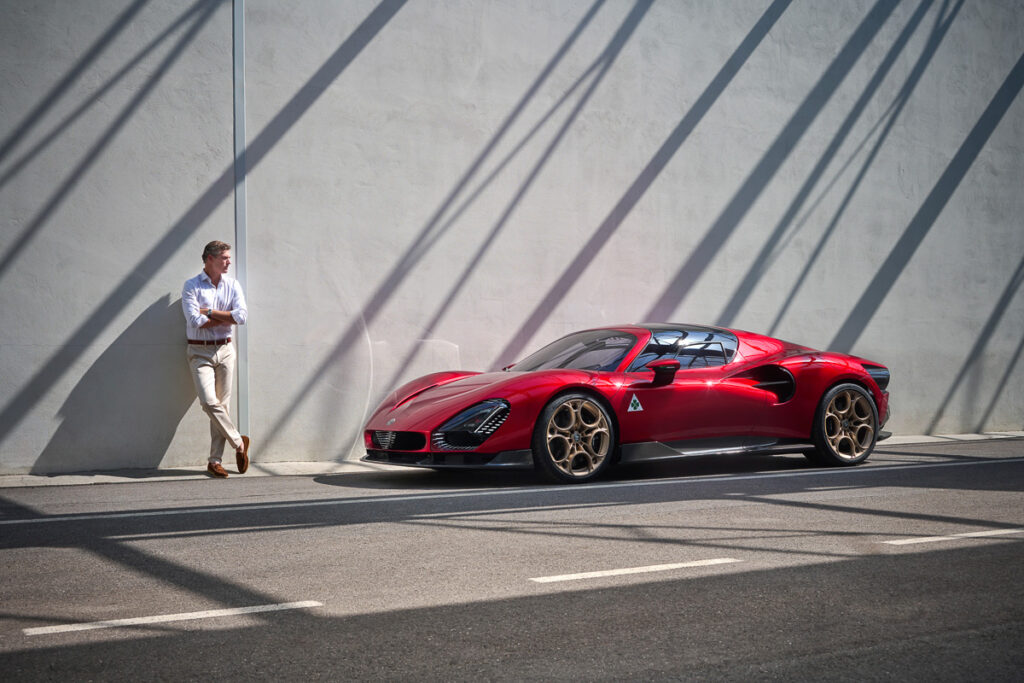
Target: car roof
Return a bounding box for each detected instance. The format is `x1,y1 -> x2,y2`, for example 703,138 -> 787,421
588,323 -> 737,337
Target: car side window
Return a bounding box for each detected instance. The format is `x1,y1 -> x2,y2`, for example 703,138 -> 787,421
627,330 -> 686,371
567,336 -> 636,371
678,341 -> 727,368
711,332 -> 738,361
515,330 -> 638,372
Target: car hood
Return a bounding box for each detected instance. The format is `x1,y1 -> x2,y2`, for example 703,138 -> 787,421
366,372 -> 517,430
366,369 -> 592,431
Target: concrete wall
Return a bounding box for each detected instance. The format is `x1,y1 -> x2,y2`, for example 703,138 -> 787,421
1,0 -> 1022,474
0,0 -> 235,473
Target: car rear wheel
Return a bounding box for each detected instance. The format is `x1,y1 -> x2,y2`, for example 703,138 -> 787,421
532,393 -> 615,483
809,383 -> 878,466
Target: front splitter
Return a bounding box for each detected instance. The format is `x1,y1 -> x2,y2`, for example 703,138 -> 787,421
362,449 -> 533,469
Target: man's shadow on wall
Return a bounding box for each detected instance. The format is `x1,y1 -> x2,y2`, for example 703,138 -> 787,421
32,295 -> 195,475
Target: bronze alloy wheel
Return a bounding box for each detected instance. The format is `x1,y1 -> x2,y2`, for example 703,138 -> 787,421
537,395 -> 613,481
810,383 -> 878,466
824,388 -> 876,459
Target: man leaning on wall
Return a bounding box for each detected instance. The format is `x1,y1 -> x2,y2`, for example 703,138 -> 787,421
182,240 -> 251,478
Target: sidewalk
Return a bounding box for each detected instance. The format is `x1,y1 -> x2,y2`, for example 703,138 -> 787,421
0,459 -> 407,488
1,431 -> 1022,488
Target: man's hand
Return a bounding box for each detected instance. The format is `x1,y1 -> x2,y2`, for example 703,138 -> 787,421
200,308 -> 235,328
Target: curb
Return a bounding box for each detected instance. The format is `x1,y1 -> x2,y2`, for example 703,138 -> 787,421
0,460 -> 408,488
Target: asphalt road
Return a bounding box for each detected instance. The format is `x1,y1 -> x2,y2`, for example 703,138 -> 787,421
1,439 -> 1023,680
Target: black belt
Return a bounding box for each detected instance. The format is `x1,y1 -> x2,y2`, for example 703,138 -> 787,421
187,337 -> 231,346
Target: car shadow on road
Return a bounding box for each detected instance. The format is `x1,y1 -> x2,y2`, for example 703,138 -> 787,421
313,438 -> 1024,491
313,467 -> 542,490
312,452 -> 815,491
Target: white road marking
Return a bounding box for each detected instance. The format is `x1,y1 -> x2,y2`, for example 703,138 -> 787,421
884,528 -> 1024,546
3,457 -> 1024,527
23,601 -> 322,636
530,558 -> 741,583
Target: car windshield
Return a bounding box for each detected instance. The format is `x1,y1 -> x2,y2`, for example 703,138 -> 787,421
514,330 -> 637,372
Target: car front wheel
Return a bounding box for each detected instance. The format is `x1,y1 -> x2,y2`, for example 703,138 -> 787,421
532,393 -> 615,483
809,383 -> 878,466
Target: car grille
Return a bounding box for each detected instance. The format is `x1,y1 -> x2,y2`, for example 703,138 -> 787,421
371,431 -> 426,451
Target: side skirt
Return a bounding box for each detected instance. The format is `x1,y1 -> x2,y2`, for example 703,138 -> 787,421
619,437 -> 811,465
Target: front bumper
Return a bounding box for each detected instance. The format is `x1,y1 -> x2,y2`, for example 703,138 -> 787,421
362,449 -> 533,469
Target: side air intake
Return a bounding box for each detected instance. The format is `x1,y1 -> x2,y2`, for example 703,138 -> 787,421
739,365 -> 796,403
862,364 -> 890,390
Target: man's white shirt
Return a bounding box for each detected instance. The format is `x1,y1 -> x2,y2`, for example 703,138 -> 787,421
182,271 -> 247,341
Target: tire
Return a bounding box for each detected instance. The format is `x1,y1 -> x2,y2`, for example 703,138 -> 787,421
810,383 -> 878,466
532,393 -> 616,483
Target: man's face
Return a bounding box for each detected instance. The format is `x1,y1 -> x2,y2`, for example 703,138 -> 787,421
205,250 -> 231,276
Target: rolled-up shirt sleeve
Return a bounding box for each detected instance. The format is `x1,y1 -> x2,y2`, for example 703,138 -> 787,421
229,279 -> 247,325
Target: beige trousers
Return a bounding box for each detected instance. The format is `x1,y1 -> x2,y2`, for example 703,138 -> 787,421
187,342 -> 243,463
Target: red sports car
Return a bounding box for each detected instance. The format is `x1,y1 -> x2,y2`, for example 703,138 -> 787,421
362,324 -> 891,483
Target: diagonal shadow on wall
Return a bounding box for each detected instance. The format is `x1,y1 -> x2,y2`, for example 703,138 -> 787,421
379,1 -> 612,261
642,0 -> 899,324
925,252 -> 1024,433
767,0 -> 964,337
374,0 -> 655,397
259,1 -> 614,451
0,0 -> 150,165
489,0 -> 793,369
0,0 -> 210,193
0,0 -> 407,450
410,61 -> 604,259
974,328 -> 1024,432
32,296 -> 196,475
828,50 -> 1024,353
334,0 -> 607,298
715,0 -> 941,328
0,0 -> 223,285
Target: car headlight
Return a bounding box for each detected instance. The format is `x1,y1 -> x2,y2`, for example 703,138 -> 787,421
431,399 -> 510,450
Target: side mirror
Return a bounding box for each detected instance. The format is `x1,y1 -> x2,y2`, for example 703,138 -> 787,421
646,359 -> 680,385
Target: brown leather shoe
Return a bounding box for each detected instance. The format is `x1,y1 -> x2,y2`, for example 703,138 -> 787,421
207,462 -> 229,478
236,435 -> 250,474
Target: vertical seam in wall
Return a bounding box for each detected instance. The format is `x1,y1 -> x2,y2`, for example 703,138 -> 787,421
232,0 -> 249,434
